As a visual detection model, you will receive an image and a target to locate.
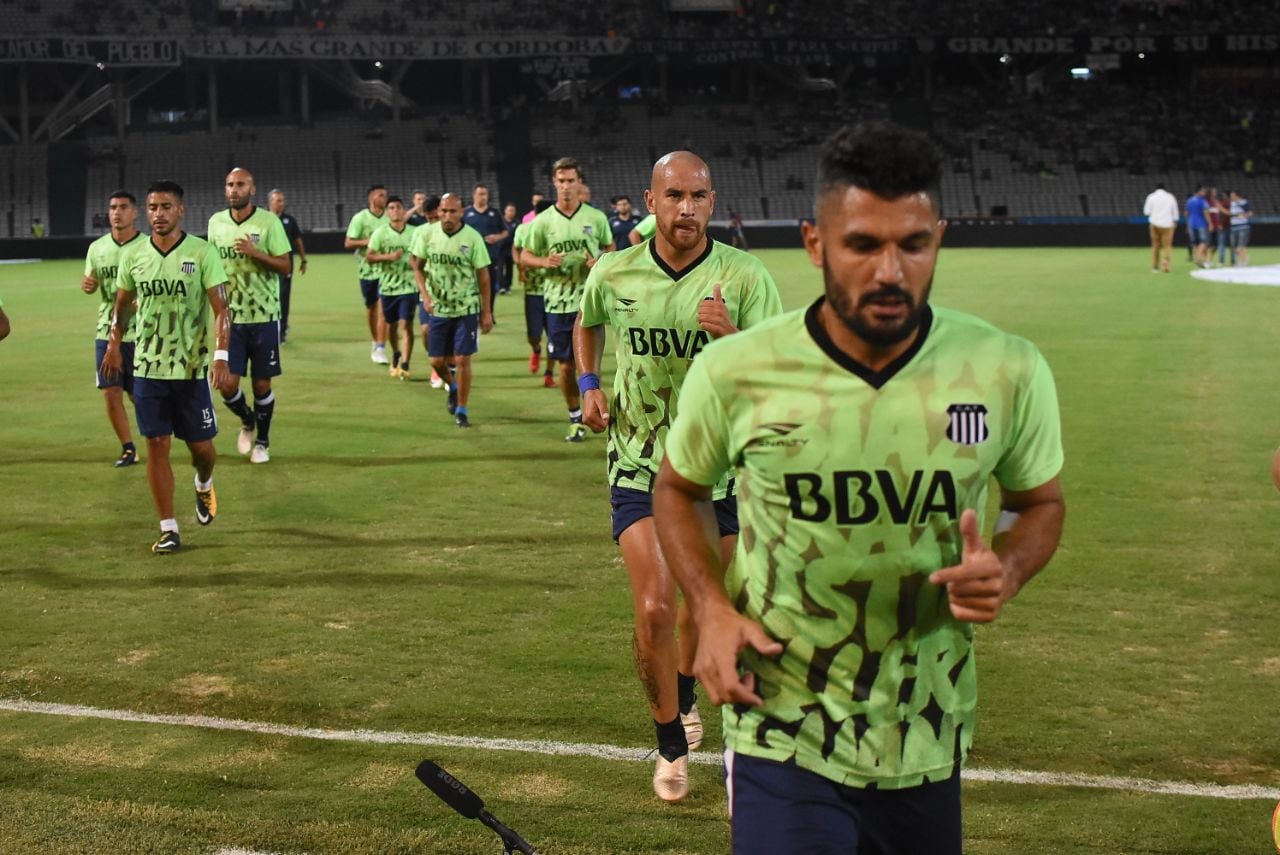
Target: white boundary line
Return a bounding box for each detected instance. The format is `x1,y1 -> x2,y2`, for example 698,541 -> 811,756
3,698 -> 1277,802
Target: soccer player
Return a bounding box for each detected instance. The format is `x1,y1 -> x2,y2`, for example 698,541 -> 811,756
413,195 -> 443,381
523,157 -> 614,441
207,168 -> 292,464
513,198 -> 554,385
575,151 -> 783,802
83,190 -> 145,467
366,196 -> 419,379
653,122 -> 1066,853
410,193 -> 493,428
345,185 -> 391,364
608,195 -> 641,250
267,189 -> 306,341
628,212 -> 656,246
101,180 -> 232,555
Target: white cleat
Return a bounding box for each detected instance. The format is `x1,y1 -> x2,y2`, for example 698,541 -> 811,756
681,705 -> 703,752
653,754 -> 689,803
430,370 -> 444,389
372,344 -> 390,365
250,443 -> 270,464
237,425 -> 254,455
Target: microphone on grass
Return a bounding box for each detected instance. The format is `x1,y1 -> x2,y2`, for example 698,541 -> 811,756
415,759 -> 540,855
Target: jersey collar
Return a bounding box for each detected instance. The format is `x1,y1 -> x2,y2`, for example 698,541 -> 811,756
553,203 -> 583,220
804,297 -> 934,390
112,231 -> 142,248
229,204 -> 256,225
649,236 -> 714,282
150,231 -> 188,258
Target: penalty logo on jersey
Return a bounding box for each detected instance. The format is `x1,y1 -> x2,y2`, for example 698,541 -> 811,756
583,226 -> 593,236
248,233 -> 260,244
181,261 -> 196,274
460,244 -> 470,255
946,403 -> 989,446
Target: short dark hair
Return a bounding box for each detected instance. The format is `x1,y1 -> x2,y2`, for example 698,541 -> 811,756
424,195 -> 440,213
816,121 -> 942,212
534,199 -> 554,214
613,195 -> 631,204
109,190 -> 137,205
368,184 -> 386,194
386,195 -> 404,206
552,156 -> 580,178
473,183 -> 488,192
147,180 -> 184,199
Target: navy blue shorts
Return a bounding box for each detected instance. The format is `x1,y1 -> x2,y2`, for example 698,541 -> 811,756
133,377 -> 218,442
228,321 -> 282,379
726,752 -> 962,855
381,292 -> 418,326
524,294 -> 548,341
611,485 -> 738,543
427,314 -> 479,358
418,300 -> 432,326
359,278 -> 380,308
95,339 -> 135,392
546,311 -> 577,363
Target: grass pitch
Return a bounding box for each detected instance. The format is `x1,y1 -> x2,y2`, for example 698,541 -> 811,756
1,244 -> 1278,854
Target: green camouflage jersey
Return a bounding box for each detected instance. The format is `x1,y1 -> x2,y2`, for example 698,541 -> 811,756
346,208 -> 388,281
367,221 -> 419,297
206,206 -> 290,325
85,231 -> 144,342
524,202 -> 613,314
665,300 -> 1063,789
580,239 -> 783,497
512,222 -> 545,296
117,233 -> 228,380
408,223 -> 491,318
633,213 -> 656,242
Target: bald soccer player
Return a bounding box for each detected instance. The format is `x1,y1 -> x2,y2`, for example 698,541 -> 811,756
207,168 -> 292,464
574,152 -> 783,800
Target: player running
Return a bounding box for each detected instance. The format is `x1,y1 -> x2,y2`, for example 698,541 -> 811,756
345,185 -> 391,364
575,151 -> 783,802
366,196 -> 420,379
82,190 -> 145,467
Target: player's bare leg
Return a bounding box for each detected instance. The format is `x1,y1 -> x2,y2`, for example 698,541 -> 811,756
104,388 -> 133,446
145,435 -> 175,521
398,320 -> 413,376
558,359 -> 584,441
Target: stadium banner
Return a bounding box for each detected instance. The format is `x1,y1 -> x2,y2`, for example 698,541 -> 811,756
0,37 -> 181,66
183,35 -> 631,60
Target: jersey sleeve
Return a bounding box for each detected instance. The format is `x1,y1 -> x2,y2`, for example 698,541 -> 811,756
469,229 -> 491,270
202,243 -> 228,290
595,210 -> 613,251
83,246 -> 94,279
736,261 -> 784,330
117,257 -> 136,293
512,223 -> 526,250
579,256 -> 611,326
367,226 -> 386,256
664,349 -> 734,488
524,218 -> 546,255
993,345 -> 1063,491
265,217 -> 291,256
635,215 -> 656,240
345,213 -> 365,241
408,225 -> 427,260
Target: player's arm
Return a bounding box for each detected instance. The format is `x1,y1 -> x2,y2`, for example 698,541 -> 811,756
207,283 -> 233,394
629,228 -> 645,246
343,224 -> 369,251
573,315 -> 609,432
235,239 -> 291,276
81,257 -> 99,294
654,458 -> 783,707
292,225 -> 308,274
523,223 -> 563,270
100,287 -> 134,379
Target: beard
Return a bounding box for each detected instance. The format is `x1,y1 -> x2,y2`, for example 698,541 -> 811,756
822,254 -> 932,348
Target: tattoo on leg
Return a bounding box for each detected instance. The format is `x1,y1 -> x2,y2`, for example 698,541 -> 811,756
632,630 -> 661,709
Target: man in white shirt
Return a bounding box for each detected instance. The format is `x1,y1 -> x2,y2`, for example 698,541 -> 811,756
1143,183 -> 1180,273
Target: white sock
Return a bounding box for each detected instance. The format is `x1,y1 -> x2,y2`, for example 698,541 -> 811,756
194,475 -> 213,491
160,518 -> 179,533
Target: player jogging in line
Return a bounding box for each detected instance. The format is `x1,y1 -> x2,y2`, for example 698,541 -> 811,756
523,157 -> 614,442
410,193 -> 493,428
207,168 -> 291,464
653,122 -> 1066,853
101,180 -> 232,555
366,196 -> 420,379
345,184 -> 391,364
575,152 -> 783,801
513,198 -> 555,386
82,190 -> 145,467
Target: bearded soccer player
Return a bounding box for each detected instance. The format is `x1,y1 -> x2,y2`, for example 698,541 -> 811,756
410,192 -> 493,428
366,196 -> 419,379
653,122 -> 1065,853
207,168 -> 291,464
523,157 -> 613,441
82,190 -> 144,467
345,184 -> 391,364
101,180 -> 232,555
574,152 -> 782,802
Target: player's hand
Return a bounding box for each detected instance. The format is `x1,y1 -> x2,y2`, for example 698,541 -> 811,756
929,509 -> 1007,623
584,253 -> 599,269
299,258 -> 308,275
211,360 -> 233,395
420,293 -> 435,315
391,249 -> 404,260
693,603 -> 784,708
545,252 -> 565,269
81,274 -> 99,294
100,343 -> 122,380
480,311 -> 494,334
697,284 -> 738,338
581,388 -> 610,432
233,237 -> 260,259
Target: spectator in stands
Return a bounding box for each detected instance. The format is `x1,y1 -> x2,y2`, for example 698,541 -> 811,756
1142,182 -> 1179,273
31,218 -> 45,238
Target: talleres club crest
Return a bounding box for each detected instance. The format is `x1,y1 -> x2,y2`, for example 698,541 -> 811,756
946,403 -> 989,446
181,260 -> 196,274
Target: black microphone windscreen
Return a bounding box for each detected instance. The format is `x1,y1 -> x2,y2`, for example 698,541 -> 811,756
415,760 -> 485,819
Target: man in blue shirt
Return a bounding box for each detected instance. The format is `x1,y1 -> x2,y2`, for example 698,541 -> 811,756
463,184 -> 509,312
609,195 -> 642,250
1185,186 -> 1210,268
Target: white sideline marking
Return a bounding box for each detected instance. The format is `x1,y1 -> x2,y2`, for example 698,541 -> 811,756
0,258 -> 41,265
215,850 -> 282,855
1190,263 -> 1280,287
3,698 -> 1277,802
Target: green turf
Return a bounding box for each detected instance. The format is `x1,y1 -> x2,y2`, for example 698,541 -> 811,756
1,245 -> 1278,853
